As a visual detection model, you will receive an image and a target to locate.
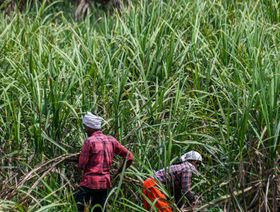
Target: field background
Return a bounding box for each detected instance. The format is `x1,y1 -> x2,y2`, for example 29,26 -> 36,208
0,0 -> 279,211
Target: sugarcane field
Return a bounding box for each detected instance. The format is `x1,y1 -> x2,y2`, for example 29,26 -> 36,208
0,0 -> 279,211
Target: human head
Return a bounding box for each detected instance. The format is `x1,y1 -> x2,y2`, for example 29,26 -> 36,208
82,112 -> 103,136
180,150 -> 202,169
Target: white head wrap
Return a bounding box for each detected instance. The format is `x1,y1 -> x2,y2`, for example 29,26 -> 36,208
180,151 -> 202,162
83,112 -> 103,129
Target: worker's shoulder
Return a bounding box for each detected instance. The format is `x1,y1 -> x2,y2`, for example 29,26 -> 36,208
181,162 -> 196,173
88,133 -> 118,144
173,162 -> 193,171
98,133 -> 118,142
106,134 -> 118,142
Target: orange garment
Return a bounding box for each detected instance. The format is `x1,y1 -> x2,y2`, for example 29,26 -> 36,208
143,177 -> 172,212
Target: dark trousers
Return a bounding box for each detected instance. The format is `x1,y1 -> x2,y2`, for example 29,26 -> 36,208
74,186 -> 108,212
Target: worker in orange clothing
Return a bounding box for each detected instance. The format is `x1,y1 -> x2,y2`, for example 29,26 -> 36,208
143,151 -> 202,211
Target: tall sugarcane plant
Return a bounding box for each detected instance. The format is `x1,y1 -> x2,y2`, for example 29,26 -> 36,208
0,0 -> 279,211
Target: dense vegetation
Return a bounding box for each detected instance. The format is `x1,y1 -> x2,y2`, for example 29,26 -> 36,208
0,0 -> 279,211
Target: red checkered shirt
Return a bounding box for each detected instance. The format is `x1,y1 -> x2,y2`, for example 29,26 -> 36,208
155,161 -> 197,194
78,130 -> 134,189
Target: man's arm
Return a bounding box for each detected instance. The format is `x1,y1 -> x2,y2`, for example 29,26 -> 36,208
181,170 -> 196,205
78,140 -> 91,171
116,156 -> 133,176
113,139 -> 134,175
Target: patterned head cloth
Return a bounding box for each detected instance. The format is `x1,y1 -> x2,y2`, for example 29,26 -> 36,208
180,151 -> 202,162
83,112 -> 103,130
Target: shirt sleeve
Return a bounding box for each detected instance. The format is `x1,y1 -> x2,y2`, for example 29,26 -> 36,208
113,139 -> 134,161
181,169 -> 192,194
78,140 -> 91,170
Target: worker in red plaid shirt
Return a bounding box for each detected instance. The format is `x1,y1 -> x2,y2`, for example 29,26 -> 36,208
74,112 -> 134,212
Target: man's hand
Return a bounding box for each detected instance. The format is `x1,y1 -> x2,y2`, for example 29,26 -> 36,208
116,158 -> 133,176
